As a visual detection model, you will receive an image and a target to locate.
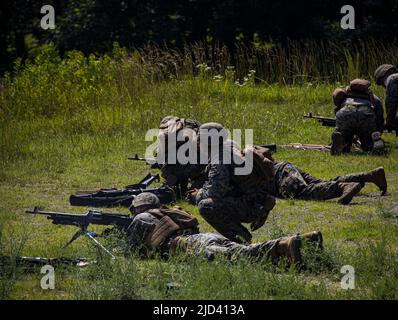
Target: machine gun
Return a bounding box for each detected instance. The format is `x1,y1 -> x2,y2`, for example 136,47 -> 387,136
25,207 -> 134,258
304,113 -> 336,127
69,173 -> 175,207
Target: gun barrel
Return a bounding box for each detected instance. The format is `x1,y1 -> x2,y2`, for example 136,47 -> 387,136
303,113 -> 336,127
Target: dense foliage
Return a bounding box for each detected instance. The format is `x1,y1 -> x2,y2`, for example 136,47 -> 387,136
1,0 -> 398,73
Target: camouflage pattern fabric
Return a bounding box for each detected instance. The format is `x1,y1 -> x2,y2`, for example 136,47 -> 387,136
160,163 -> 206,197
172,232 -> 282,262
126,211 -> 288,263
272,161 -> 369,200
158,117 -> 205,198
385,73 -> 398,131
195,150 -> 275,243
334,98 -> 378,152
372,94 -> 385,133
126,212 -> 158,256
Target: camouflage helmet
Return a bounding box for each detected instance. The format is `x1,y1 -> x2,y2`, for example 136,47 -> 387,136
332,88 -> 347,107
198,122 -> 228,146
374,64 -> 398,85
131,192 -> 160,209
159,116 -> 180,129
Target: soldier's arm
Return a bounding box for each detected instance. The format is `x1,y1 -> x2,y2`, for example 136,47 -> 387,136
385,75 -> 398,129
195,164 -> 230,203
373,95 -> 385,133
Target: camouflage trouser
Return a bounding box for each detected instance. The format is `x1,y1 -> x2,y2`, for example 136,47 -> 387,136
197,191 -> 276,243
335,105 -> 377,151
275,162 -> 367,200
171,232 -> 281,262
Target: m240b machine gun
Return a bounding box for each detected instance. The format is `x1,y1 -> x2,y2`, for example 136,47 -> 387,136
25,207 -> 134,258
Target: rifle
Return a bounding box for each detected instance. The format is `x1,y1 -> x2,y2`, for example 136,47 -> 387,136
128,154 -> 162,169
305,113 -> 397,137
69,173 -> 175,207
26,207 -> 134,258
304,113 -> 336,127
0,256 -> 93,271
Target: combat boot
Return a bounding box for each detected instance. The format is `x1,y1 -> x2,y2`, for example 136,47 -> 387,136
337,182 -> 362,205
298,231 -> 323,250
330,131 -> 344,155
371,131 -> 385,155
363,167 -> 387,195
275,236 -> 302,265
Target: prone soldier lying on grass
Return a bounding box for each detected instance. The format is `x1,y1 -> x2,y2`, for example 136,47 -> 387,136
127,193 -> 323,266
270,162 -> 387,204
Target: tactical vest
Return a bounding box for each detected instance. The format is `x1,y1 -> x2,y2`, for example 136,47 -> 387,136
144,207 -> 199,249
229,145 -> 275,193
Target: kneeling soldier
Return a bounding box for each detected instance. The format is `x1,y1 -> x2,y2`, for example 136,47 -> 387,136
188,123 -> 276,244
331,79 -> 385,155
126,193 -> 323,265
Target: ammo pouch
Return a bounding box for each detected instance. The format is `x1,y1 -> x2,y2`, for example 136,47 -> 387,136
145,215 -> 180,248
144,208 -> 199,249
236,145 -> 275,190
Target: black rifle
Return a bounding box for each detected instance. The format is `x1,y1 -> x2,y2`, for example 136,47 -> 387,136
128,154 -> 162,169
304,113 -> 336,127
0,256 -> 93,271
26,207 -> 134,258
69,173 -> 175,207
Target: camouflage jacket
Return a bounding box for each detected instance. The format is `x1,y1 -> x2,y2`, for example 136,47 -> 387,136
338,95 -> 384,133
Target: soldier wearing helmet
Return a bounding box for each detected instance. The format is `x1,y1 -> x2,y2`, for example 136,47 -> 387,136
330,79 -> 385,155
126,193 -> 323,266
374,64 -> 398,135
156,116 -> 206,199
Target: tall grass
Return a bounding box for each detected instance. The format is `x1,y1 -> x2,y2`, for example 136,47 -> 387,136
1,40 -> 398,299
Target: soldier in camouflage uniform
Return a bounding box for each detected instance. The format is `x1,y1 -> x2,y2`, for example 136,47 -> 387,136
187,123 -> 276,244
271,161 -> 387,204
126,193 -> 323,265
157,116 -> 206,198
374,64 -> 398,135
331,79 -> 385,155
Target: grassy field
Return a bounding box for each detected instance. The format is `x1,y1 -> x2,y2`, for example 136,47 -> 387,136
1,43 -> 398,300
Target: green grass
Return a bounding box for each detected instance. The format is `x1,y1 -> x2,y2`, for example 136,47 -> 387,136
0,43 -> 398,300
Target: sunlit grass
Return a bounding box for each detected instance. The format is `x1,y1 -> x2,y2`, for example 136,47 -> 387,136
0,42 -> 397,299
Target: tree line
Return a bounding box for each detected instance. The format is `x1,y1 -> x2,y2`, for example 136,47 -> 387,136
1,0 -> 397,74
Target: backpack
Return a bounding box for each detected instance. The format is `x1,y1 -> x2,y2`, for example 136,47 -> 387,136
346,79 -> 372,100
158,117 -> 201,148
145,207 -> 199,248
237,145 -> 275,190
